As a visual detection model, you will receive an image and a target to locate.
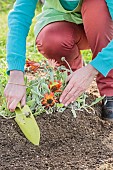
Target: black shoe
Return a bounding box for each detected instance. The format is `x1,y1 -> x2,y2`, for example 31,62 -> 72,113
102,96 -> 113,121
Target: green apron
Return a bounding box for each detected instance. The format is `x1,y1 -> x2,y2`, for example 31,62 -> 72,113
34,0 -> 83,37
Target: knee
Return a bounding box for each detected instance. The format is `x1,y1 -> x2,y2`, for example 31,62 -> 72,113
36,23 -> 77,62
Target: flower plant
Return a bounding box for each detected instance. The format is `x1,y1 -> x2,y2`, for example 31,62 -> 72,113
0,57 -> 104,119
25,58 -> 104,118
26,58 -> 69,115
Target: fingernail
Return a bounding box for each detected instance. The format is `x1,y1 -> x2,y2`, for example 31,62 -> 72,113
60,99 -> 62,102
10,110 -> 14,112
65,104 -> 67,107
71,101 -> 74,104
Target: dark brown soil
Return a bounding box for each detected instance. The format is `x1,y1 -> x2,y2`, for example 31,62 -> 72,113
1,85 -> 113,170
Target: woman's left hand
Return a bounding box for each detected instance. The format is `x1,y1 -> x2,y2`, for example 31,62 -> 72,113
60,64 -> 98,106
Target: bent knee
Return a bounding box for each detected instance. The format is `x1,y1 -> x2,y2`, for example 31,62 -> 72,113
36,22 -> 78,62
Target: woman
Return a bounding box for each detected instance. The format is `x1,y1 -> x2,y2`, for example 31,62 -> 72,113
4,0 -> 113,120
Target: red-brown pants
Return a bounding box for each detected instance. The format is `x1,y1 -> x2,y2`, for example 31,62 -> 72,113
36,0 -> 113,96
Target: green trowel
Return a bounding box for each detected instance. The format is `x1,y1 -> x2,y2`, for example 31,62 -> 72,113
15,104 -> 40,145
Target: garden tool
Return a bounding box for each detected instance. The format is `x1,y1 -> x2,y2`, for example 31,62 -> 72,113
15,103 -> 40,145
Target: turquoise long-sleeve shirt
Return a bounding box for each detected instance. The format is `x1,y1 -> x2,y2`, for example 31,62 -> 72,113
7,0 -> 113,76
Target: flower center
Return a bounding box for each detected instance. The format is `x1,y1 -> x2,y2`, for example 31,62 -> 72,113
47,99 -> 53,104
51,86 -> 58,92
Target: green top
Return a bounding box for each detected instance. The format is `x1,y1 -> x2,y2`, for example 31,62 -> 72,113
34,0 -> 83,37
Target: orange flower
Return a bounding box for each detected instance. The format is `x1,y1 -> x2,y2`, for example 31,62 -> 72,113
26,59 -> 40,72
41,92 -> 57,108
49,80 -> 62,92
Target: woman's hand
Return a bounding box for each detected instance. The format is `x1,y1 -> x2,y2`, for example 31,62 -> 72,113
60,64 -> 98,106
4,71 -> 26,112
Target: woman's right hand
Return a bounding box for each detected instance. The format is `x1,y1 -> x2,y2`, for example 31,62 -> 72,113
4,71 -> 26,112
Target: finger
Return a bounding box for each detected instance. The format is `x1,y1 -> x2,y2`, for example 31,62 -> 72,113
9,99 -> 20,112
6,96 -> 13,109
61,88 -> 76,106
60,82 -> 74,103
7,98 -> 12,109
64,86 -> 85,106
4,90 -> 7,97
65,96 -> 76,106
66,92 -> 82,106
21,94 -> 26,107
65,91 -> 83,106
67,72 -> 74,82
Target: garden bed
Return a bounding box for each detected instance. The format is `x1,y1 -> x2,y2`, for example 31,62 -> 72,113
1,2 -> 113,169
1,83 -> 113,170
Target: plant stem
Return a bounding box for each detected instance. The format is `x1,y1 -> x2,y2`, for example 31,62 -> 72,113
61,57 -> 73,74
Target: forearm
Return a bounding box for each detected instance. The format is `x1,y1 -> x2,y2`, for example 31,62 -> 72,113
7,0 -> 38,75
90,40 -> 113,77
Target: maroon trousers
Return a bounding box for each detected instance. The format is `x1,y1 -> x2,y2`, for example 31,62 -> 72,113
36,0 -> 113,96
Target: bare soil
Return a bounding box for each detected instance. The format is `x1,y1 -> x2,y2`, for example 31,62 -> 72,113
0,82 -> 113,170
